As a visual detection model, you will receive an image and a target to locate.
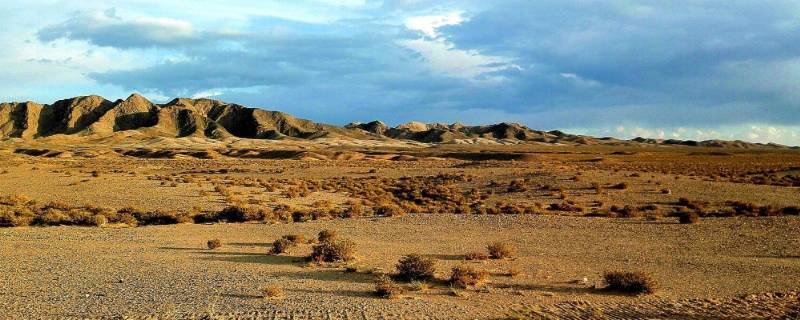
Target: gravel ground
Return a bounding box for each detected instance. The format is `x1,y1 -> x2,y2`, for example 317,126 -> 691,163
1,214 -> 799,319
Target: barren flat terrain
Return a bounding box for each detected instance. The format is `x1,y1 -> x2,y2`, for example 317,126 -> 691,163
2,215 -> 800,319
1,142 -> 800,319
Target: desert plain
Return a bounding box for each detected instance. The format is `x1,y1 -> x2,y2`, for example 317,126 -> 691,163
1,142 -> 800,319
0,96 -> 799,319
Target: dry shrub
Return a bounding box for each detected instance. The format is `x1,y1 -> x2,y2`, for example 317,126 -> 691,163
548,202 -> 584,212
677,198 -> 707,211
344,265 -> 359,273
91,214 -> 108,226
611,205 -> 641,218
449,287 -> 468,297
374,275 -> 404,299
610,182 -> 629,190
272,204 -> 294,222
487,242 -> 517,259
271,234 -> 308,254
395,254 -> 436,282
116,211 -> 139,226
640,204 -> 659,211
213,205 -> 267,222
343,202 -> 364,218
271,238 -> 295,254
131,209 -> 192,225
35,208 -> 71,225
282,234 -> 306,244
44,201 -> 71,211
0,208 -> 33,227
782,206 -> 800,215
507,265 -> 522,277
207,239 -> 222,250
728,201 -> 775,216
312,200 -> 333,210
449,265 -> 488,288
465,251 -> 489,261
311,239 -> 356,263
291,210 -> 312,222
262,285 -> 284,299
318,229 -> 338,243
271,237 -> 295,254
375,204 -> 404,217
678,211 -> 699,224
507,179 -> 528,192
603,271 -> 657,294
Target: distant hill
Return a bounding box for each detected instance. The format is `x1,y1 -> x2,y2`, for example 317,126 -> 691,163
0,94 -> 793,149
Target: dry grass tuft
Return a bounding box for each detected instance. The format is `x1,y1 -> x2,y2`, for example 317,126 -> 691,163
465,251 -> 489,261
409,281 -> 430,292
262,285 -> 284,299
487,242 -> 517,259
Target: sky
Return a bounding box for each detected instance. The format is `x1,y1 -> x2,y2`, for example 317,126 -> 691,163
1,1 -> 800,145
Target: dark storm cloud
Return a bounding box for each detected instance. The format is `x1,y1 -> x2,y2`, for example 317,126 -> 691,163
35,1 -> 800,130
437,1 -> 800,125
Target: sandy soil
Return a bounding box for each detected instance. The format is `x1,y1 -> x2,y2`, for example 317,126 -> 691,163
1,215 -> 799,319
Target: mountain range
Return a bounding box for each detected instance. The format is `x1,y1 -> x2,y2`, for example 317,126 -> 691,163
0,94 -> 792,149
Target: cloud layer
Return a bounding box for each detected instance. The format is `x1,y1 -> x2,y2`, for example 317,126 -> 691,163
2,1 -> 799,144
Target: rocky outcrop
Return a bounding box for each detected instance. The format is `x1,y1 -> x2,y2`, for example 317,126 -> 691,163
0,94 -> 361,141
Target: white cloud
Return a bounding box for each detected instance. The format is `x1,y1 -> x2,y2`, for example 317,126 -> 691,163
404,12 -> 464,38
38,10 -> 198,48
602,123 -> 800,145
400,38 -> 514,79
560,72 -> 601,87
191,89 -> 224,99
400,12 -> 519,81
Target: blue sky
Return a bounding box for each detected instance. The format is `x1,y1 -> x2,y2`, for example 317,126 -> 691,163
1,1 -> 799,145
